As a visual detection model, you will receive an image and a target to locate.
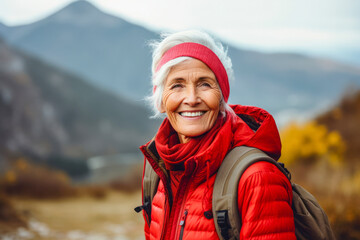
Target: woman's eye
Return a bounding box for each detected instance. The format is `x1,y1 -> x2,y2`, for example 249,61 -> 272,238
170,83 -> 183,89
200,82 -> 211,88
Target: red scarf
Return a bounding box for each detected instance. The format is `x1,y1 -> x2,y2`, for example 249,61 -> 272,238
150,105 -> 281,185
155,113 -> 254,175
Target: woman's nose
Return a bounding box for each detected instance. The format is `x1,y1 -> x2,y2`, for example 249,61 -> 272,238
183,86 -> 201,106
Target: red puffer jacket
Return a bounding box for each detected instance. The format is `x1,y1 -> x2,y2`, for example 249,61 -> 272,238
140,105 -> 296,240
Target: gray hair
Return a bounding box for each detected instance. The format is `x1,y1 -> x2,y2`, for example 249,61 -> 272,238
147,30 -> 235,118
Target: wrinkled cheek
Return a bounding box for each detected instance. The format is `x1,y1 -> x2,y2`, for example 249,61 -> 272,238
205,112 -> 220,129
204,91 -> 222,111
204,91 -> 221,127
166,111 -> 178,126
162,93 -> 181,130
163,92 -> 181,113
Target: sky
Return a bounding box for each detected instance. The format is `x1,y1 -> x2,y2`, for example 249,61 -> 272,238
1,0 -> 360,65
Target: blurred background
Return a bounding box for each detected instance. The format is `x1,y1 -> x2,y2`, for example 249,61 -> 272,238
0,0 -> 359,239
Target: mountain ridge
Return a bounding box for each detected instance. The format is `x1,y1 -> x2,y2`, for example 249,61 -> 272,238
1,0 -> 359,122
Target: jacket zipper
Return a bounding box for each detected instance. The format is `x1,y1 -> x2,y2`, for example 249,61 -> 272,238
171,172 -> 193,240
162,160 -> 197,240
178,209 -> 188,240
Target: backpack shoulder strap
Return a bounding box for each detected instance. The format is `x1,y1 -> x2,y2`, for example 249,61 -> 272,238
143,159 -> 160,203
135,159 -> 159,226
212,146 -> 283,240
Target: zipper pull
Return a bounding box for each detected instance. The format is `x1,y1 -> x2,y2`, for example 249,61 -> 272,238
179,209 -> 188,226
179,210 -> 188,240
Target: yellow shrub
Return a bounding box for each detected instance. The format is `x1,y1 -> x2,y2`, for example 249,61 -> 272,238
4,171 -> 17,184
280,121 -> 345,165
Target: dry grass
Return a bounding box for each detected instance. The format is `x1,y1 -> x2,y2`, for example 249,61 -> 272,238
79,185 -> 109,200
4,190 -> 144,240
109,163 -> 142,193
0,193 -> 27,233
0,159 -> 77,199
0,159 -> 147,239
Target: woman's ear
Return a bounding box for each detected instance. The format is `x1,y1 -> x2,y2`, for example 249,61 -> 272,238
157,102 -> 166,113
219,100 -> 228,117
219,99 -> 225,112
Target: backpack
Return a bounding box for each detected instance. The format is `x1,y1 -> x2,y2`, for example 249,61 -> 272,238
136,146 -> 336,240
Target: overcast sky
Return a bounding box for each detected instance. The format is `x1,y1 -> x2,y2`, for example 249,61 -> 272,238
1,0 -> 359,65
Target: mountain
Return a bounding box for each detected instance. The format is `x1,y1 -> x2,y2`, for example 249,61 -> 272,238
0,37 -> 158,161
0,0 -> 157,101
0,22 -> 8,35
1,0 -> 360,122
227,48 -> 360,114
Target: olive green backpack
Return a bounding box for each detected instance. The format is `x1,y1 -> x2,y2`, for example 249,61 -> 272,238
136,146 -> 336,240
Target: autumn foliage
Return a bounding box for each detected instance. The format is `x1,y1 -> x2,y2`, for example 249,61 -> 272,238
280,121 -> 345,166
0,158 -> 76,199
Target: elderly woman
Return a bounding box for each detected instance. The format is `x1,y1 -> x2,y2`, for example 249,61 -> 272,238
139,30 -> 296,240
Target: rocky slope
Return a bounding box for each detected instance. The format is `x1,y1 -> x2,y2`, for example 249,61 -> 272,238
0,37 -> 158,162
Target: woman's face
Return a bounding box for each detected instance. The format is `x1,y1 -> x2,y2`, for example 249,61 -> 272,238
161,58 -> 222,143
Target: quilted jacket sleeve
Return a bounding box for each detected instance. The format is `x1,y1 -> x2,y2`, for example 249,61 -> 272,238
237,161 -> 296,240
144,214 -> 150,240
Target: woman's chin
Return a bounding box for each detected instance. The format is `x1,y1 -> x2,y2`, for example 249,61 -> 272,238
177,128 -> 210,142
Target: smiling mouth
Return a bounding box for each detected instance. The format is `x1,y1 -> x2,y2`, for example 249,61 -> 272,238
179,111 -> 206,117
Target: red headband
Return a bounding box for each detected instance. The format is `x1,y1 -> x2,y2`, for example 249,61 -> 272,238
155,42 -> 230,102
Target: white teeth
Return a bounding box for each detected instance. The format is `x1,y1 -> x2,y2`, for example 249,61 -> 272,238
180,112 -> 205,117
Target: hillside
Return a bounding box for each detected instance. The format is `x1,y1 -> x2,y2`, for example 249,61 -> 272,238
1,0 -> 359,119
0,37 -> 158,162
316,89 -> 360,162
227,48 -> 360,114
